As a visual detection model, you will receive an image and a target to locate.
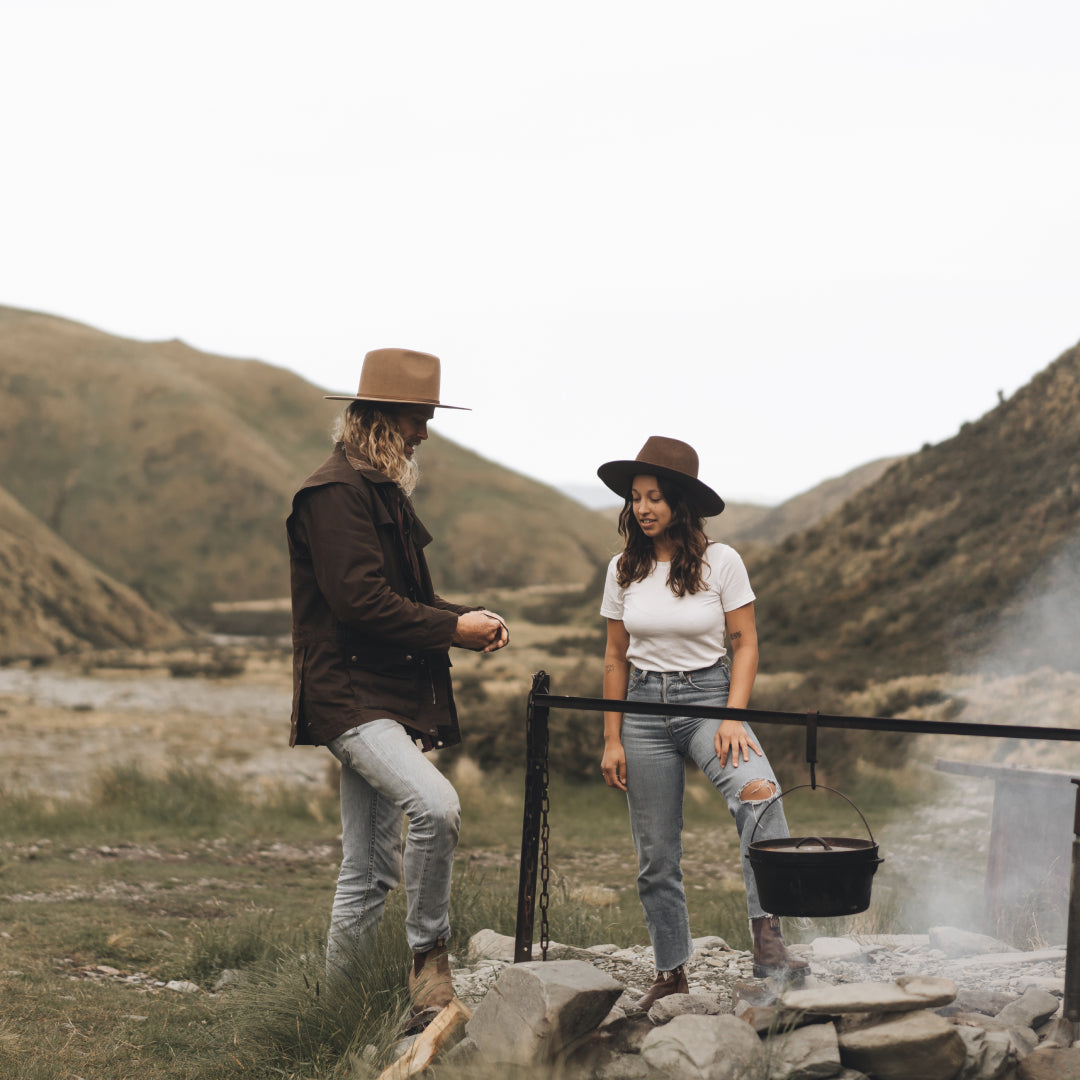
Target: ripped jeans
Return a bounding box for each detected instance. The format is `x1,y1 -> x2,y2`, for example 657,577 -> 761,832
623,658 -> 790,971
324,718 -> 460,983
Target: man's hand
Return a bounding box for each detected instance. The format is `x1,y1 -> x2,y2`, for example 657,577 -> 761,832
480,609 -> 510,651
453,611 -> 509,652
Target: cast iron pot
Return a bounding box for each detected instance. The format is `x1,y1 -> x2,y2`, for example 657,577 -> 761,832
747,785 -> 884,918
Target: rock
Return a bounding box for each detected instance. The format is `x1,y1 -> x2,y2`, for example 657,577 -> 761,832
1037,1015 -> 1077,1048
691,935 -> 730,952
838,1010 -> 967,1080
647,993 -> 724,1025
164,979 -> 200,993
762,1021 -> 841,1080
465,959 -> 623,1065
929,927 -> 1019,958
467,929 -> 517,963
640,1014 -> 764,1080
1017,1046 -> 1080,1079
781,976 -> 956,1017
211,968 -> 244,991
952,1024 -> 1025,1080
810,937 -> 865,961
442,1035 -> 479,1065
995,986 -> 1060,1030
952,989 -> 1019,1016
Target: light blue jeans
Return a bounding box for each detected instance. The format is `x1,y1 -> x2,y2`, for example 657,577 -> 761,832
325,718 -> 460,980
623,658 -> 790,971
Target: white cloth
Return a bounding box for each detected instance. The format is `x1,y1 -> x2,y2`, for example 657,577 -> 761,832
600,542 -> 755,672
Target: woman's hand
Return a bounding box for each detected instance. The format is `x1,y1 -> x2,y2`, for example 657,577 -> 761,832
601,739 -> 628,791
714,720 -> 761,768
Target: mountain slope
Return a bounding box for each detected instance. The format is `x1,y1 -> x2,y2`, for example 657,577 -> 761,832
0,306 -> 616,607
0,483 -> 184,659
750,340 -> 1080,682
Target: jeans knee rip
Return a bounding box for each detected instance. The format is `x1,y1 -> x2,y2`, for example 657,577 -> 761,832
738,779 -> 777,803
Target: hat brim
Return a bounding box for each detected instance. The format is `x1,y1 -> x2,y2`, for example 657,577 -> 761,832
323,393 -> 470,411
597,460 -> 725,517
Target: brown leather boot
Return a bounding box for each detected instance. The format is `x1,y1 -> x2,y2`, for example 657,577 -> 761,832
408,938 -> 454,1014
634,965 -> 689,1011
751,916 -> 808,980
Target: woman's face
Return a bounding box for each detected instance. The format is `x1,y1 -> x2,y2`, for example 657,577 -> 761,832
631,474 -> 673,542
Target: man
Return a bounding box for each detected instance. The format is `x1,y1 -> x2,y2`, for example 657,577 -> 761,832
287,347 -> 508,1022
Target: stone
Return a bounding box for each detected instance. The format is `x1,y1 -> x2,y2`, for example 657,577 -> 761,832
467,929 -> 517,963
464,959 -> 623,1065
647,993 -> 724,1025
952,1024 -> 1024,1080
1016,1046 -> 1080,1080
994,986 -> 1060,1030
953,989 -> 1018,1016
762,1021 -> 841,1080
211,968 -> 244,991
640,1014 -> 764,1080
164,979 -> 200,993
691,935 -> 730,952
838,1010 -> 966,1080
809,937 -> 864,961
960,948 -> 1066,968
781,976 -> 956,1017
1038,1015 -> 1077,1048
929,926 -> 1019,958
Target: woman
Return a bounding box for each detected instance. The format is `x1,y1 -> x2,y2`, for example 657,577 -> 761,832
597,436 -> 806,1007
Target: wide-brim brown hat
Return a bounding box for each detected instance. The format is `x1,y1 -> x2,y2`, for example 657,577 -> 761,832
597,435 -> 725,517
324,348 -> 469,410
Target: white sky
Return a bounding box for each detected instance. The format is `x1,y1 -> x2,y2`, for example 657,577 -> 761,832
2,0 -> 1078,504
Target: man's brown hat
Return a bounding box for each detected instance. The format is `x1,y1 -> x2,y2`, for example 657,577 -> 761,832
597,435 -> 725,517
324,348 -> 469,410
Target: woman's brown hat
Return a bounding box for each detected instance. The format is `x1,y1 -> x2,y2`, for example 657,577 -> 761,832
324,348 -> 469,410
597,435 -> 725,517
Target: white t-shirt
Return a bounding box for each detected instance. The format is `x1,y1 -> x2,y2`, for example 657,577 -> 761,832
600,542 -> 755,672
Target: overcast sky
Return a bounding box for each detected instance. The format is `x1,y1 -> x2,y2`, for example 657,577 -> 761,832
2,1 -> 1078,504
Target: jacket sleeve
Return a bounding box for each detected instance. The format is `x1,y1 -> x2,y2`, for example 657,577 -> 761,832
295,482 -> 460,649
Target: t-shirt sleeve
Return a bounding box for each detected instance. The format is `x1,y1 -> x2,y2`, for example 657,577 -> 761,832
710,544 -> 756,613
599,556 -> 624,620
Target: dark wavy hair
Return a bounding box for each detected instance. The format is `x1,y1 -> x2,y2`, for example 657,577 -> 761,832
615,476 -> 708,596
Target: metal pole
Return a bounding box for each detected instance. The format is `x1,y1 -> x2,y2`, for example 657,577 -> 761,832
1063,779 -> 1080,1024
514,671 -> 550,963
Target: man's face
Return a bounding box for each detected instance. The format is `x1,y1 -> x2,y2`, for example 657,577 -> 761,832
394,406 -> 435,458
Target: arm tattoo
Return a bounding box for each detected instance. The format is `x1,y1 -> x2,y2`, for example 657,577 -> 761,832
730,630 -> 743,642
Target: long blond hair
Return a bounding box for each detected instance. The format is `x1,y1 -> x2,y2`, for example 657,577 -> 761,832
333,402 -> 419,495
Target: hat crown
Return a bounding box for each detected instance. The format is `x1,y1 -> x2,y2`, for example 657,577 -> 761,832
357,348 -> 441,405
633,436 -> 700,480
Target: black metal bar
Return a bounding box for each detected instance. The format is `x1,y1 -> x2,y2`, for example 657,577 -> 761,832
806,711 -> 819,790
514,671 -> 550,963
531,693 -> 1080,743
1066,780 -> 1080,1023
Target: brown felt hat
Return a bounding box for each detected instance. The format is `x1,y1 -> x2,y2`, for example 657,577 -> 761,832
324,348 -> 469,410
597,435 -> 725,517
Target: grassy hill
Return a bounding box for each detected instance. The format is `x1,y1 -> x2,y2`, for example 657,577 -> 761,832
749,339 -> 1080,684
0,306 -> 616,608
0,482 -> 184,659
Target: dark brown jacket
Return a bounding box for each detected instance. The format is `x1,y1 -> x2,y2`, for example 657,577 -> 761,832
286,446 -> 476,749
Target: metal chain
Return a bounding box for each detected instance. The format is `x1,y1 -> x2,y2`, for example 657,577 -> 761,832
538,722 -> 551,960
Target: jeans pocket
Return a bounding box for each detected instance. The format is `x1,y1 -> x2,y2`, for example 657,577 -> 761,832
685,668 -> 730,694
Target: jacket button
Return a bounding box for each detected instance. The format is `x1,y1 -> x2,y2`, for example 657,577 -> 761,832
404,654 -> 413,661
435,740 -> 443,747
350,655 -> 357,662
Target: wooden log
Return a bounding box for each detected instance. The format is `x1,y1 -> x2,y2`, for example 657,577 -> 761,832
378,997 -> 472,1080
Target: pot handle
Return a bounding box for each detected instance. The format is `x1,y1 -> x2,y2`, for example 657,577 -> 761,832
748,784 -> 877,847
794,836 -> 834,850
